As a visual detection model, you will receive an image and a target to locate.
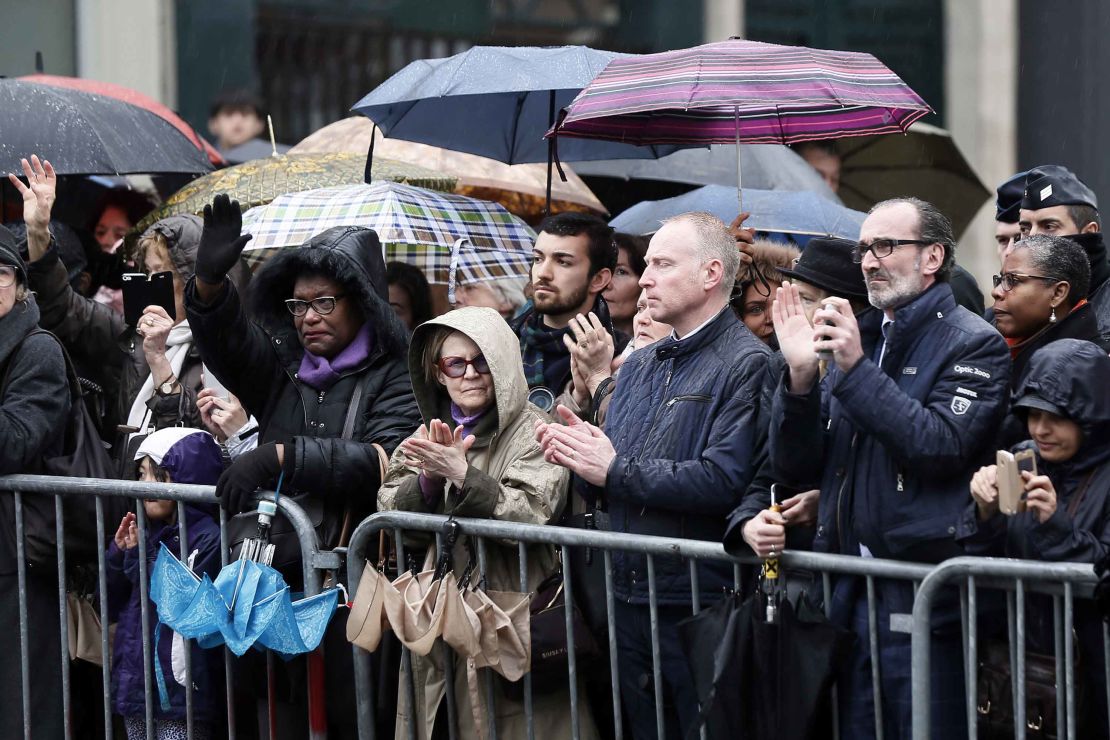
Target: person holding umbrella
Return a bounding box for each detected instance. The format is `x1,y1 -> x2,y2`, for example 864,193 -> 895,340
185,195 -> 421,738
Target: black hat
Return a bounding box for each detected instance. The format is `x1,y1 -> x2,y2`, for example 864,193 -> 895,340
778,236 -> 868,300
1021,165 -> 1098,211
0,224 -> 26,287
995,170 -> 1028,223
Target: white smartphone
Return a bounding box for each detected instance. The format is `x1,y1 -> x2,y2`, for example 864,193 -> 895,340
201,363 -> 230,400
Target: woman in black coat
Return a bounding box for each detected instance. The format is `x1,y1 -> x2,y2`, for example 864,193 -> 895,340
185,195 -> 421,739
958,338 -> 1110,738
0,227 -> 69,740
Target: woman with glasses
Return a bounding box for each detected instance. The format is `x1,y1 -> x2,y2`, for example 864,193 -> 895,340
0,225 -> 69,739
187,197 -> 421,739
730,239 -> 800,347
378,306 -> 597,740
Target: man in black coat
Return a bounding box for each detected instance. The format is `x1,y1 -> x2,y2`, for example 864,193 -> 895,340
537,211 -> 776,739
185,195 -> 420,739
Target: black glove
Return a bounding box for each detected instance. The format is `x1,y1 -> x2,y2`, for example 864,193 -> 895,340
194,193 -> 253,285
215,442 -> 282,514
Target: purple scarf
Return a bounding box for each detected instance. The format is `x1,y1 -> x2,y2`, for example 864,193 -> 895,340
450,402 -> 492,438
297,324 -> 374,390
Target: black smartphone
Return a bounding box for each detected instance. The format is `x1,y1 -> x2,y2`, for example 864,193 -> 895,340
122,272 -> 176,327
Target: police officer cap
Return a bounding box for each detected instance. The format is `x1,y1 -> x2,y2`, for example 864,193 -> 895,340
1021,165 -> 1098,211
995,170 -> 1028,223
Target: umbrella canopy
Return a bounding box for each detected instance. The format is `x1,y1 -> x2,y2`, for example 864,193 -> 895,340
128,151 -> 455,242
21,74 -> 224,167
352,45 -> 687,164
151,544 -> 337,657
553,39 -> 931,146
240,182 -> 536,287
0,79 -> 215,176
610,184 -> 866,239
834,121 -> 989,236
292,117 -> 605,222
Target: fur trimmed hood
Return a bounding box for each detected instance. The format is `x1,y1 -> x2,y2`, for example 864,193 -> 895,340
249,226 -> 408,360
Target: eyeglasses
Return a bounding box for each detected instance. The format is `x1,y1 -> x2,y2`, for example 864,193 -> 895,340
437,355 -> 491,378
853,238 -> 934,263
0,266 -> 16,289
284,294 -> 346,317
991,272 -> 1061,292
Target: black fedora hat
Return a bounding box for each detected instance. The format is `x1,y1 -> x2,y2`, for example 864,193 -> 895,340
779,236 -> 868,300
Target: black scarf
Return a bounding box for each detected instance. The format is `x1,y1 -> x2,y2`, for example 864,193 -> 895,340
1066,231 -> 1110,293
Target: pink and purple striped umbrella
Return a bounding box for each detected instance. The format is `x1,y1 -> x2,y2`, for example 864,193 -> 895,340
551,39 -> 932,146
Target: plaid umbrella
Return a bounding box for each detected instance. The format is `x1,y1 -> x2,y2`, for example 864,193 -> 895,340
552,39 -> 931,146
240,182 -> 535,289
127,152 -> 455,248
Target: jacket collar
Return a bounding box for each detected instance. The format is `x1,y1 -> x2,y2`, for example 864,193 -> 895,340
1010,302 -> 1102,386
653,305 -> 737,361
858,282 -> 957,364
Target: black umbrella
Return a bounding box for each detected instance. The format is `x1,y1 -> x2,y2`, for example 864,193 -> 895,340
679,590 -> 854,740
0,80 -> 214,176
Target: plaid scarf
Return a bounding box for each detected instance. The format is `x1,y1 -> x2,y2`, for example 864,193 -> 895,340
517,295 -> 614,390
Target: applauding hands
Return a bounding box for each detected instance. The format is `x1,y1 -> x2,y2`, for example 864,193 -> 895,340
400,419 -> 475,490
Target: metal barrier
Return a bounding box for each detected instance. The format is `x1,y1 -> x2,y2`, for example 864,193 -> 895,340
0,474 -> 328,740
346,510 -> 935,740
910,556 -> 1102,740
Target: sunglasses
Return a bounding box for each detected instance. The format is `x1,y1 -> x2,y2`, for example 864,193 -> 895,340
284,294 -> 346,317
437,355 -> 491,378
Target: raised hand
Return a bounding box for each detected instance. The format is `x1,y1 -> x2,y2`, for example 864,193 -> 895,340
772,281 -> 819,391
194,194 -> 252,287
113,512 -> 138,551
8,155 -> 57,261
563,312 -> 615,391
811,297 -> 864,373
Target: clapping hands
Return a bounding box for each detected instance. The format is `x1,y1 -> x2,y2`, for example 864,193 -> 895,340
399,419 -> 475,489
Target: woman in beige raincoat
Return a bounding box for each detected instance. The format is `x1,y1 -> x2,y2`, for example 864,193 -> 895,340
378,306 -> 598,740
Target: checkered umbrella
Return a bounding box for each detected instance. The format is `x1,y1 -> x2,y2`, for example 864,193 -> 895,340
240,182 -> 536,288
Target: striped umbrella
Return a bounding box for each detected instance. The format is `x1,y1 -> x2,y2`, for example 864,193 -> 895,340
240,182 -> 535,293
553,39 -> 931,146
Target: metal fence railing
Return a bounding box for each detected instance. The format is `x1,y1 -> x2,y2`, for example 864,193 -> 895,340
0,474 -> 328,740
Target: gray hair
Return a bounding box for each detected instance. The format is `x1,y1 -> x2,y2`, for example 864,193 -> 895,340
870,197 -> 956,281
487,277 -> 527,313
1011,233 -> 1091,305
662,211 -> 740,295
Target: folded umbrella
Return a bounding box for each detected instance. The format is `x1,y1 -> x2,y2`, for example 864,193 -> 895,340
346,561 -> 397,653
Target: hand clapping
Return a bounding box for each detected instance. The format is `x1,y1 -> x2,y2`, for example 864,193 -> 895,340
399,419 -> 475,489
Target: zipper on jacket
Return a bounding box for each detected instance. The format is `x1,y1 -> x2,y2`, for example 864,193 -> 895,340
642,366 -> 675,446
835,431 -> 858,551
665,393 -> 711,407
896,472 -> 904,492
317,390 -> 326,404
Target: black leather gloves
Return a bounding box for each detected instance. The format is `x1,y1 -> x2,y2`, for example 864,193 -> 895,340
194,193 -> 253,285
215,442 -> 282,513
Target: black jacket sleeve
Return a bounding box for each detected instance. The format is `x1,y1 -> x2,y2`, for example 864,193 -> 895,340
0,333 -> 70,474
769,366 -> 828,489
26,247 -> 126,360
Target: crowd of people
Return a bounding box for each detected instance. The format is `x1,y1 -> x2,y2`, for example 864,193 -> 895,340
1,138 -> 1109,740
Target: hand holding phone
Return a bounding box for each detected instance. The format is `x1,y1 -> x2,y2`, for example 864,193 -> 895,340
122,272 -> 176,327
996,449 -> 1036,515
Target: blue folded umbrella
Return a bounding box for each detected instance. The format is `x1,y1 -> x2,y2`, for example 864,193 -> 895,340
150,544 -> 338,657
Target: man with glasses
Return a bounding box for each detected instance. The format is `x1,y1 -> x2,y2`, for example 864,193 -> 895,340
1018,165 -> 1110,332
185,195 -> 420,738
770,197 -> 1010,739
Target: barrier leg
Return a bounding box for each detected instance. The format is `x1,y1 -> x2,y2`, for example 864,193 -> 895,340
647,555 -> 665,740
15,492 -> 31,740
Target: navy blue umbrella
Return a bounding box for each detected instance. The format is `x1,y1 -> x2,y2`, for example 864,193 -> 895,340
352,45 -> 690,167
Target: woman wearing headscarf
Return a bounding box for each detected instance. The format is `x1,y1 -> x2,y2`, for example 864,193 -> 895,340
958,339 -> 1110,738
0,222 -> 69,739
378,306 -> 597,740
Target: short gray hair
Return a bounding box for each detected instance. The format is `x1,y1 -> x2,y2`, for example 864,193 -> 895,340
662,211 -> 739,294
1011,234 -> 1091,305
487,278 -> 527,313
870,197 -> 956,281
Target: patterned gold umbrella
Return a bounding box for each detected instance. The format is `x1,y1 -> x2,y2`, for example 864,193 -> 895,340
127,151 -> 455,245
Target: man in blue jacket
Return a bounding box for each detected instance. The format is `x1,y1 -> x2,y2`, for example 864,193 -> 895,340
771,197 -> 1010,739
537,211 -> 776,739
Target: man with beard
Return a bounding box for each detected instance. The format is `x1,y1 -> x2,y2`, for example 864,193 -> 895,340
1018,165 -> 1110,332
511,212 -> 623,409
770,197 -> 1010,739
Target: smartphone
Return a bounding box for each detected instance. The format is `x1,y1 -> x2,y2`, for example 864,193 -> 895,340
201,363 -> 230,400
816,301 -> 835,362
122,272 -> 176,327
997,449 -> 1037,515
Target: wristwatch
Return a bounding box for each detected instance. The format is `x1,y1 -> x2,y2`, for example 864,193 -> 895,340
156,376 -> 179,396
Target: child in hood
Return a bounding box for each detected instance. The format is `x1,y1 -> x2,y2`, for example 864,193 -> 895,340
105,427 -> 223,740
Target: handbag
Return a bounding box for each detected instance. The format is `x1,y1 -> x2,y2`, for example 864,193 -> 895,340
0,329 -> 125,570
227,380 -> 387,572
977,639 -> 1061,739
502,569 -> 599,699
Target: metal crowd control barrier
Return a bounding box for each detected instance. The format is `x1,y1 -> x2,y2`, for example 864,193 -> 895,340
0,474 -> 328,740
911,556 -> 1102,740
346,510 -> 935,740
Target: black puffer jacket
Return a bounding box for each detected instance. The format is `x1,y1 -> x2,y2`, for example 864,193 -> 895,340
185,226 -> 421,524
